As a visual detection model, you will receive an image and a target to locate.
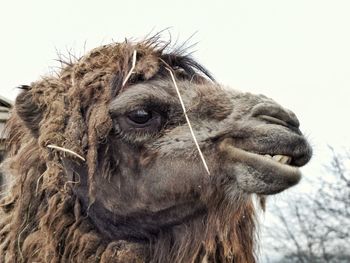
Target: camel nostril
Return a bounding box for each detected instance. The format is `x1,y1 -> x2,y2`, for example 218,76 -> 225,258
258,115 -> 290,127
252,104 -> 300,129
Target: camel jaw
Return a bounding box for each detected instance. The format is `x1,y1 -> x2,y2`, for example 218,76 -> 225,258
219,139 -> 305,195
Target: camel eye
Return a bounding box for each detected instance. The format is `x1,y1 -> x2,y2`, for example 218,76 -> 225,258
114,106 -> 167,137
121,108 -> 163,132
128,109 -> 152,124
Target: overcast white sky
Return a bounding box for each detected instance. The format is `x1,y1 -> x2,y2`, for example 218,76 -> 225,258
1,0 -> 349,258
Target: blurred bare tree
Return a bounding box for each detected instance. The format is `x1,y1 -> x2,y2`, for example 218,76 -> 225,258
264,148 -> 350,263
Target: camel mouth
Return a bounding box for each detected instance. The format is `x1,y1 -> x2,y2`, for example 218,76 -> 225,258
251,151 -> 301,174
218,138 -> 311,194
257,152 -> 308,168
261,154 -> 292,165
255,144 -> 311,167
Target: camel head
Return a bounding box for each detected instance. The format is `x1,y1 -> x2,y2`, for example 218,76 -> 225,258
6,39 -> 312,261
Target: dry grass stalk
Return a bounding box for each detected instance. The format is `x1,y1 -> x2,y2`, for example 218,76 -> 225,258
166,67 -> 210,175
122,50 -> 137,87
46,144 -> 86,162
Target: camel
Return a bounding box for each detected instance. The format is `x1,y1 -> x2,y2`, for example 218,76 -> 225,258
0,37 -> 312,262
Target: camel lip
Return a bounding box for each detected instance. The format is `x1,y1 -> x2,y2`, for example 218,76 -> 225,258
222,144 -> 301,174
226,136 -> 312,168
219,138 -> 300,166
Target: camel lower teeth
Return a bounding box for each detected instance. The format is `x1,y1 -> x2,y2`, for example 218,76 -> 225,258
263,154 -> 292,164
272,154 -> 292,164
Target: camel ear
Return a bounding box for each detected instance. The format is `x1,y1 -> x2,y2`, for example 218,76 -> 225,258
15,86 -> 43,137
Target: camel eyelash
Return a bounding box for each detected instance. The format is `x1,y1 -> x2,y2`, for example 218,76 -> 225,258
112,123 -> 165,145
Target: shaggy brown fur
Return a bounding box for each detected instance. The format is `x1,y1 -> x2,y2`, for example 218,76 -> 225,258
0,37 -> 312,263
